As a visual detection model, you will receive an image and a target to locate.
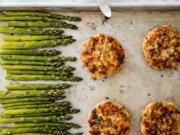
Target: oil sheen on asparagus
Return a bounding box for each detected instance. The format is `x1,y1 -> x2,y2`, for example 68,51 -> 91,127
0,10 -> 82,135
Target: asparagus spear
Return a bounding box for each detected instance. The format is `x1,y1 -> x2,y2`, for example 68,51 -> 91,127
3,101 -> 56,108
0,115 -> 72,123
2,110 -> 78,117
13,133 -> 51,135
3,11 -> 81,21
0,96 -> 65,104
0,127 -> 72,135
3,65 -> 75,72
8,21 -> 78,29
7,70 -> 72,76
0,27 -> 64,35
1,60 -> 64,67
14,122 -> 81,128
3,109 -> 80,118
0,55 -> 77,61
0,38 -> 75,49
0,16 -> 55,21
4,101 -> 71,109
4,35 -> 72,41
6,83 -> 71,90
0,49 -> 61,56
6,133 -> 83,135
2,106 -> 73,116
0,90 -> 65,99
6,74 -> 83,81
13,133 -> 53,135
5,111 -> 80,117
4,111 -> 78,117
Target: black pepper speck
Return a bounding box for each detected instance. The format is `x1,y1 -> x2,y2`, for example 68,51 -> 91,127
130,20 -> 133,25
119,90 -> 123,93
89,86 -> 95,91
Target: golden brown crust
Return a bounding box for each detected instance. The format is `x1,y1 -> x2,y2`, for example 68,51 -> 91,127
141,101 -> 180,135
142,25 -> 180,70
81,33 -> 125,79
88,101 -> 130,135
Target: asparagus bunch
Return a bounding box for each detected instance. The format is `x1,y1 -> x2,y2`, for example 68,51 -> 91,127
6,74 -> 83,81
4,35 -> 72,41
3,11 -> 81,21
0,55 -> 77,61
0,60 -> 64,67
0,38 -> 75,49
7,21 -> 78,29
6,83 -> 71,90
0,11 -> 82,135
0,27 -> 64,35
0,49 -> 61,56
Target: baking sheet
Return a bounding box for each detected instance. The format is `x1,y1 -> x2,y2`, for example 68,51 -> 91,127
0,10 -> 180,135
0,2 -> 180,11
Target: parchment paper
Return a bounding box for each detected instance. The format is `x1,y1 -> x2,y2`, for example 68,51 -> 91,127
0,11 -> 179,135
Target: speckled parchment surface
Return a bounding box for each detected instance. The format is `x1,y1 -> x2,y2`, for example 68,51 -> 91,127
0,11 -> 179,135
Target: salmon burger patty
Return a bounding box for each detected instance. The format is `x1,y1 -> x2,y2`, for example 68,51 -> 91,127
141,101 -> 180,135
88,101 -> 130,135
81,33 -> 125,79
142,25 -> 180,70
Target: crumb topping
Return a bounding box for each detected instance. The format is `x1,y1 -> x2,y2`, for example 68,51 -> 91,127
142,25 -> 180,70
81,34 -> 125,79
141,101 -> 180,135
88,101 -> 130,135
